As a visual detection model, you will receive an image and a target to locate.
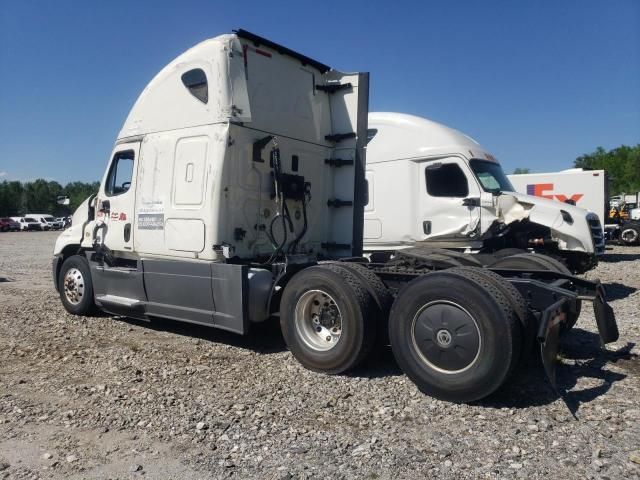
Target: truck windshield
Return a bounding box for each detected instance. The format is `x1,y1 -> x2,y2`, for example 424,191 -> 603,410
469,159 -> 514,194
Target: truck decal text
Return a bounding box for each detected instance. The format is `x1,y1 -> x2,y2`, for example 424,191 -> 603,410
526,183 -> 584,204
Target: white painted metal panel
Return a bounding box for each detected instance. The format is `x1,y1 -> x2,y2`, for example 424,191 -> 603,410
173,136 -> 208,207
165,218 -> 205,252
241,44 -> 332,146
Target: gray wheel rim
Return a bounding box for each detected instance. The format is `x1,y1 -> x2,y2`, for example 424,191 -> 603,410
63,267 -> 85,305
294,289 -> 342,352
621,228 -> 638,243
411,300 -> 481,374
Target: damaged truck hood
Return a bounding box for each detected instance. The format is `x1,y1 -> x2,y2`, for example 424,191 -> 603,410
494,192 -> 597,253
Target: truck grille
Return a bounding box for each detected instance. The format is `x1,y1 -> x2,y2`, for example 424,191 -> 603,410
587,213 -> 605,255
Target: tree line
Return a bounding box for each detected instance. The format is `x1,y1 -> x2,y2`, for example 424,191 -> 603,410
574,144 -> 640,195
0,179 -> 100,217
512,144 -> 640,195
3,144 -> 637,216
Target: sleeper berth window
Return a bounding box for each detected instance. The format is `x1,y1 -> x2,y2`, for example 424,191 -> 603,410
181,68 -> 208,104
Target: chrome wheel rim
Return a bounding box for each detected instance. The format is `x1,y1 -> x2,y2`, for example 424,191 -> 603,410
63,268 -> 85,305
294,290 -> 342,351
621,228 -> 638,243
411,300 -> 481,374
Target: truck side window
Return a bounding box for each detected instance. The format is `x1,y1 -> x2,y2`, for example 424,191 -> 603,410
105,150 -> 135,196
181,68 -> 208,104
425,163 -> 469,197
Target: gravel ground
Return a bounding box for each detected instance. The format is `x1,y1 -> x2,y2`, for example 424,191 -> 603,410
0,231 -> 639,479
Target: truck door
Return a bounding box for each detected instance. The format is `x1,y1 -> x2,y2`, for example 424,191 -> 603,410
97,142 -> 140,253
420,157 -> 482,241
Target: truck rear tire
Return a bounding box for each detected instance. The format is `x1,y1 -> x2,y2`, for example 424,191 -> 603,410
58,255 -> 96,315
450,266 -> 530,370
330,262 -> 393,347
388,270 -> 519,402
620,224 -> 640,246
280,264 -> 376,374
490,253 -> 580,332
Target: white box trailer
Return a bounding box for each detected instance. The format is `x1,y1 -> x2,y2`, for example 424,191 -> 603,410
52,30 -> 619,403
507,169 -> 608,225
508,170 -> 640,246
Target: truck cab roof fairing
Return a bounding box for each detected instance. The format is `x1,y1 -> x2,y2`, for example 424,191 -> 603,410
118,30 -> 340,145
118,35 -> 240,140
367,112 -> 489,163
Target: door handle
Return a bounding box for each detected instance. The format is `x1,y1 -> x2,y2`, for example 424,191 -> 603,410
100,199 -> 111,213
423,221 -> 431,235
124,223 -> 131,242
462,197 -> 480,207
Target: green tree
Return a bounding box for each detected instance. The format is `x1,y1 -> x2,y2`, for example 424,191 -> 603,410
512,168 -> 531,174
0,181 -> 25,216
575,144 -> 640,195
0,179 -> 99,217
61,181 -> 100,213
24,179 -> 63,213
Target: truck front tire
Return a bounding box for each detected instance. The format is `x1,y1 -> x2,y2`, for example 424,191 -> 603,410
388,270 -> 519,403
280,264 -> 376,374
58,255 -> 96,316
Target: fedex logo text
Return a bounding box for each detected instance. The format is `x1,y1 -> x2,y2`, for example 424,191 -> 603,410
526,183 -> 583,204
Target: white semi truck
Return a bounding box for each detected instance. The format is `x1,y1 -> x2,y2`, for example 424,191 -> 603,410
509,170 -> 640,246
364,113 -> 605,273
53,30 -> 618,403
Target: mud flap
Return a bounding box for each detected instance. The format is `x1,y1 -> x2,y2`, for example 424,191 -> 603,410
594,285 -> 619,344
537,299 -> 567,387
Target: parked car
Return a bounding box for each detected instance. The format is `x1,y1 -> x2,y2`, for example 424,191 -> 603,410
27,214 -> 63,230
10,216 -> 41,231
56,216 -> 72,229
0,218 -> 20,232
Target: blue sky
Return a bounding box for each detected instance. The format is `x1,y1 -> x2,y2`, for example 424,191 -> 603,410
0,0 -> 638,184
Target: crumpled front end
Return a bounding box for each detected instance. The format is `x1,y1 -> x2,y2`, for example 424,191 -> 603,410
495,192 -> 598,255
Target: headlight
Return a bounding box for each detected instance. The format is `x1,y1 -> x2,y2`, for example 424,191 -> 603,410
560,210 -> 574,225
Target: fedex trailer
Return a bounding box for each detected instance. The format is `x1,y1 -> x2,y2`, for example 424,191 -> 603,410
508,170 -> 640,246
507,169 -> 608,225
